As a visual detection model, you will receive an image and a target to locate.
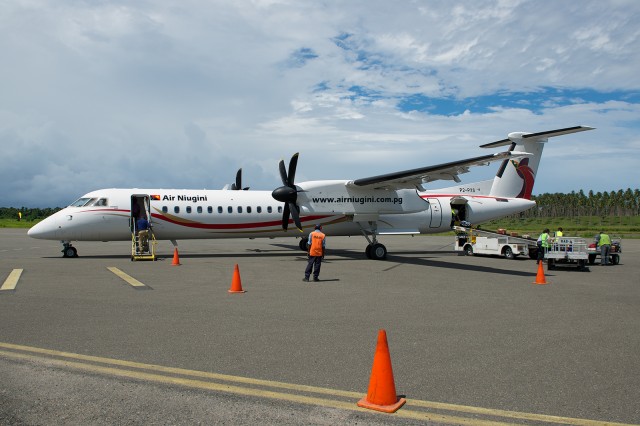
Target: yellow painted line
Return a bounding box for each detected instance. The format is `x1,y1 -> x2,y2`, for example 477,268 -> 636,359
107,267 -> 147,288
0,349 -> 510,426
1,269 -> 23,291
0,342 -> 635,426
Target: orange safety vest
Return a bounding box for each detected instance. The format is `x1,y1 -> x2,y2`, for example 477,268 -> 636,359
308,231 -> 325,257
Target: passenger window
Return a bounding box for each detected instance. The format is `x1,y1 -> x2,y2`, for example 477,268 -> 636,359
247,206 -> 252,213
162,206 -> 168,213
207,206 -> 213,214
257,206 -> 262,213
218,206 -> 223,214
227,206 -> 232,213
238,206 -> 243,213
174,206 -> 180,214
278,206 -> 283,213
197,206 -> 203,213
186,206 -> 192,214
267,206 -> 272,213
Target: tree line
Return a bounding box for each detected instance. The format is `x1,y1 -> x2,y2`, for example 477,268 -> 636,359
526,188 -> 640,218
0,207 -> 61,221
1,187 -> 639,221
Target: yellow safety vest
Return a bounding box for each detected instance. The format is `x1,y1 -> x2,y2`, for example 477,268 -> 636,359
599,233 -> 611,245
541,233 -> 550,248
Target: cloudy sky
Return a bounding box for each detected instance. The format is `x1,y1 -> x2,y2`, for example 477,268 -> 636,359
2,0 -> 639,208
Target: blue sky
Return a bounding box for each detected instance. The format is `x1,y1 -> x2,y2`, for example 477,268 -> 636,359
1,0 -> 639,207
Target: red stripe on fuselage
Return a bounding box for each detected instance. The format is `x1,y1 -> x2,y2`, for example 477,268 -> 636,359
150,213 -> 334,230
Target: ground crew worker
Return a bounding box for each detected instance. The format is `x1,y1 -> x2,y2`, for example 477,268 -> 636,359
451,208 -> 459,226
554,227 -> 564,250
303,224 -> 326,282
536,228 -> 550,264
18,211 -> 22,221
136,216 -> 150,252
598,231 -> 612,266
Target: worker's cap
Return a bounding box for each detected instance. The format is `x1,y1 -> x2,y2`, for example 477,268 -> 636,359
315,224 -> 322,230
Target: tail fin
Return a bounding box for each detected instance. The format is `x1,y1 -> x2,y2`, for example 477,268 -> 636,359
483,126 -> 594,199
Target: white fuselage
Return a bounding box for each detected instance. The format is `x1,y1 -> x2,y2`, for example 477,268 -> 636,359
28,185 -> 536,242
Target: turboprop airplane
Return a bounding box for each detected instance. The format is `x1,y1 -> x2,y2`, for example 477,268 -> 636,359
28,126 -> 593,260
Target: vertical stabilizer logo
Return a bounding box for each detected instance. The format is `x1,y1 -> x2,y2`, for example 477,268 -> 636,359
511,159 -> 535,199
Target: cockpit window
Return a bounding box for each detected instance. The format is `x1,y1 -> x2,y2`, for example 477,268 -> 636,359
69,197 -> 97,207
93,198 -> 108,206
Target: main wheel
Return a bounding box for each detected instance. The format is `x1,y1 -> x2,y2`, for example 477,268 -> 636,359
370,243 -> 387,260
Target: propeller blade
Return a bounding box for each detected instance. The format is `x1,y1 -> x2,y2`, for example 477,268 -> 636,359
287,153 -> 299,186
278,159 -> 288,186
289,202 -> 302,231
282,203 -> 290,231
274,153 -> 302,231
234,169 -> 242,191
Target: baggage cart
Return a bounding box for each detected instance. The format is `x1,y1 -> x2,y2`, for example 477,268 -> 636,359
586,236 -> 621,265
544,237 -> 589,271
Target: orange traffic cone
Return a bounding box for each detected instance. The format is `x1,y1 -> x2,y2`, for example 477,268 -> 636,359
533,261 -> 548,285
171,248 -> 181,266
357,329 -> 406,413
228,264 -> 246,293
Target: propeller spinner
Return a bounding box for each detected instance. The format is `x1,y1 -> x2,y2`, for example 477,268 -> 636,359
271,153 -> 303,231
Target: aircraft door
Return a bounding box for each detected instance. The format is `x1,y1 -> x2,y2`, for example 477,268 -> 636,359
429,199 -> 442,228
130,195 -> 151,232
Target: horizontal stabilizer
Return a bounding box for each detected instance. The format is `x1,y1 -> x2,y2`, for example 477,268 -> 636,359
480,126 -> 594,149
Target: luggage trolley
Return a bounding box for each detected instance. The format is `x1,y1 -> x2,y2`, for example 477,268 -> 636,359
587,236 -> 622,265
544,237 -> 589,271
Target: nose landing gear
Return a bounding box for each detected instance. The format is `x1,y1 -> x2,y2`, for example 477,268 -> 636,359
61,242 -> 78,258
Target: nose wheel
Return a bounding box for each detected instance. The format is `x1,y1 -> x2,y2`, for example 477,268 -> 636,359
61,242 -> 78,258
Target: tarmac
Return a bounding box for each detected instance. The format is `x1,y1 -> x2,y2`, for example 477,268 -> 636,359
1,228 -> 639,425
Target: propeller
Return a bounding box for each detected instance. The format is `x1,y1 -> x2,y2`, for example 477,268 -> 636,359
230,168 -> 249,190
271,153 -> 303,231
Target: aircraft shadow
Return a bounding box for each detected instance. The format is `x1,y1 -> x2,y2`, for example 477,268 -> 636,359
324,248 -> 537,277
39,244 -> 540,277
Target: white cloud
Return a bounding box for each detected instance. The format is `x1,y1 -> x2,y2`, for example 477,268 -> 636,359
0,0 -> 639,207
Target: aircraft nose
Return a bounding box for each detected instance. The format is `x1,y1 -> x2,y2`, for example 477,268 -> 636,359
27,217 -> 58,239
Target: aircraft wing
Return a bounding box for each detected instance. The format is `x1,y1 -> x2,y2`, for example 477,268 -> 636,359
348,150 -> 530,190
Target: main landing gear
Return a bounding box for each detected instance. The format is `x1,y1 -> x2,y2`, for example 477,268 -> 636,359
360,222 -> 387,260
297,222 -> 388,260
61,241 -> 78,258
365,242 -> 387,260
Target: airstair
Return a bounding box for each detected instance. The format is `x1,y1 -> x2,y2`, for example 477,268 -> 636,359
131,194 -> 157,261
131,229 -> 157,261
